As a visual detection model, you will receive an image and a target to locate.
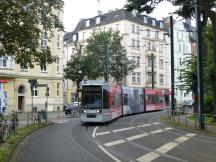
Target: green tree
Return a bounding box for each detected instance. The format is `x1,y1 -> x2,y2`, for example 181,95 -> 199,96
125,0 -> 216,117
85,29 -> 137,83
0,0 -> 64,68
64,45 -> 87,93
176,54 -> 198,112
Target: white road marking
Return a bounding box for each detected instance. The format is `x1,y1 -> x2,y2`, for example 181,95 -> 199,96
104,127 -> 172,147
153,122 -> 161,125
113,126 -> 135,133
150,129 -> 163,134
136,133 -> 196,162
164,127 -> 173,130
92,126 -> 99,138
93,127 -> 121,162
137,152 -> 160,162
54,120 -> 69,124
175,136 -> 189,143
186,133 -> 196,137
126,133 -> 149,141
156,142 -> 178,154
136,124 -> 152,128
96,131 -> 111,136
104,139 -> 126,147
98,145 -> 122,162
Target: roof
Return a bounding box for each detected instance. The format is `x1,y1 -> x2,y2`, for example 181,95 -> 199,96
64,9 -> 166,43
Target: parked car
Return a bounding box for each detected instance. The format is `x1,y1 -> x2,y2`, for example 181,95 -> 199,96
63,104 -> 72,115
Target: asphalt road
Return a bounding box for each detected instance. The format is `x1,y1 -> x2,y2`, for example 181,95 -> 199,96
14,111 -> 216,162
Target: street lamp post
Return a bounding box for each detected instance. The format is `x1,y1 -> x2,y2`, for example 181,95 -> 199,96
195,0 -> 204,129
170,15 -> 175,115
151,53 -> 155,89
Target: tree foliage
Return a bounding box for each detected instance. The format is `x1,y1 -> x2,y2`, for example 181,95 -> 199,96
85,29 -> 137,83
64,45 -> 88,92
0,0 -> 64,68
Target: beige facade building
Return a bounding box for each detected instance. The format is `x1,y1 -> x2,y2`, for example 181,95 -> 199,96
63,9 -> 171,103
0,11 -> 64,113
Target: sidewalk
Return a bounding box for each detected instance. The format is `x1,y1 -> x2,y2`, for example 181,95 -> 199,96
166,109 -> 216,135
18,111 -> 79,128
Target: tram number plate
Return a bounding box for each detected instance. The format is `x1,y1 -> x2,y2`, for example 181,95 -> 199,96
87,114 -> 96,118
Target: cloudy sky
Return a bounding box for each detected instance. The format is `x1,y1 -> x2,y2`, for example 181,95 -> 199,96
63,0 -> 177,32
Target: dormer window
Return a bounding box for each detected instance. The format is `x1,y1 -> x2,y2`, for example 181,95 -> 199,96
72,34 -> 77,41
143,16 -> 147,23
86,20 -> 90,27
96,17 -> 100,24
152,19 -> 156,26
160,22 -> 163,28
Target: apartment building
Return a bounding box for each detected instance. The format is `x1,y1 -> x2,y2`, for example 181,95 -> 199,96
63,9 -> 171,103
0,11 -> 64,113
173,20 -> 195,105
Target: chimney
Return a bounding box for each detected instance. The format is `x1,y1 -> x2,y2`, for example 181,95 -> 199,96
97,10 -> 102,15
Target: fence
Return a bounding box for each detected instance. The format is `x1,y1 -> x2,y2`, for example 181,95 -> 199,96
166,107 -> 216,134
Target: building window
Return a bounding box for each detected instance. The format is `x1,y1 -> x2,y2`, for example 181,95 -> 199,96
57,83 -> 60,96
136,40 -> 140,48
56,57 -> 60,72
0,55 -> 11,68
147,42 -> 151,50
159,59 -> 164,69
131,39 -> 135,47
40,32 -> 48,48
96,17 -> 100,24
179,44 -> 182,52
136,26 -> 140,34
132,73 -> 141,83
57,33 -> 60,48
160,22 -> 163,28
147,72 -> 156,84
132,56 -> 140,66
155,31 -> 159,39
159,44 -> 163,53
159,74 -> 164,84
143,16 -> 148,23
147,29 -> 150,37
147,57 -> 152,67
152,19 -> 156,26
86,20 -> 90,27
41,63 -> 47,72
72,34 -> 77,41
32,85 -> 38,96
132,24 -> 135,33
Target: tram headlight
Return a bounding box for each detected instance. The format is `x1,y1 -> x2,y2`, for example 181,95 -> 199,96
81,110 -> 86,113
96,109 -> 102,113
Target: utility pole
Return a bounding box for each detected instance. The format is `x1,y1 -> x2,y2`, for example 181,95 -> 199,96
151,53 -> 155,89
104,44 -> 109,82
170,15 -> 175,115
195,0 -> 204,129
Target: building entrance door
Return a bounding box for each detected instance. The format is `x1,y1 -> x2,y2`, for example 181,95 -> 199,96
18,85 -> 25,112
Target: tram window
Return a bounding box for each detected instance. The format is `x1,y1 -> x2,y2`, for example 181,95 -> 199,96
123,94 -> 128,105
103,90 -> 109,109
147,95 -> 160,104
140,95 -> 144,104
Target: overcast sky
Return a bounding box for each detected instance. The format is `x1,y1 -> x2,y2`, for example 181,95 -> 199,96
63,0 -> 177,32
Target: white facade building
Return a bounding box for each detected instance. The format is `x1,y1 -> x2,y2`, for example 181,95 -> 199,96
173,20 -> 193,105
63,9 -> 171,103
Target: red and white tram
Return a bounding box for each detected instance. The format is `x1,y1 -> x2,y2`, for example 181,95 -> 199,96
80,80 -> 168,124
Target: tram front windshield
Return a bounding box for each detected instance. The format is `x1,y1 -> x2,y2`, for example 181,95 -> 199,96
82,85 -> 102,109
